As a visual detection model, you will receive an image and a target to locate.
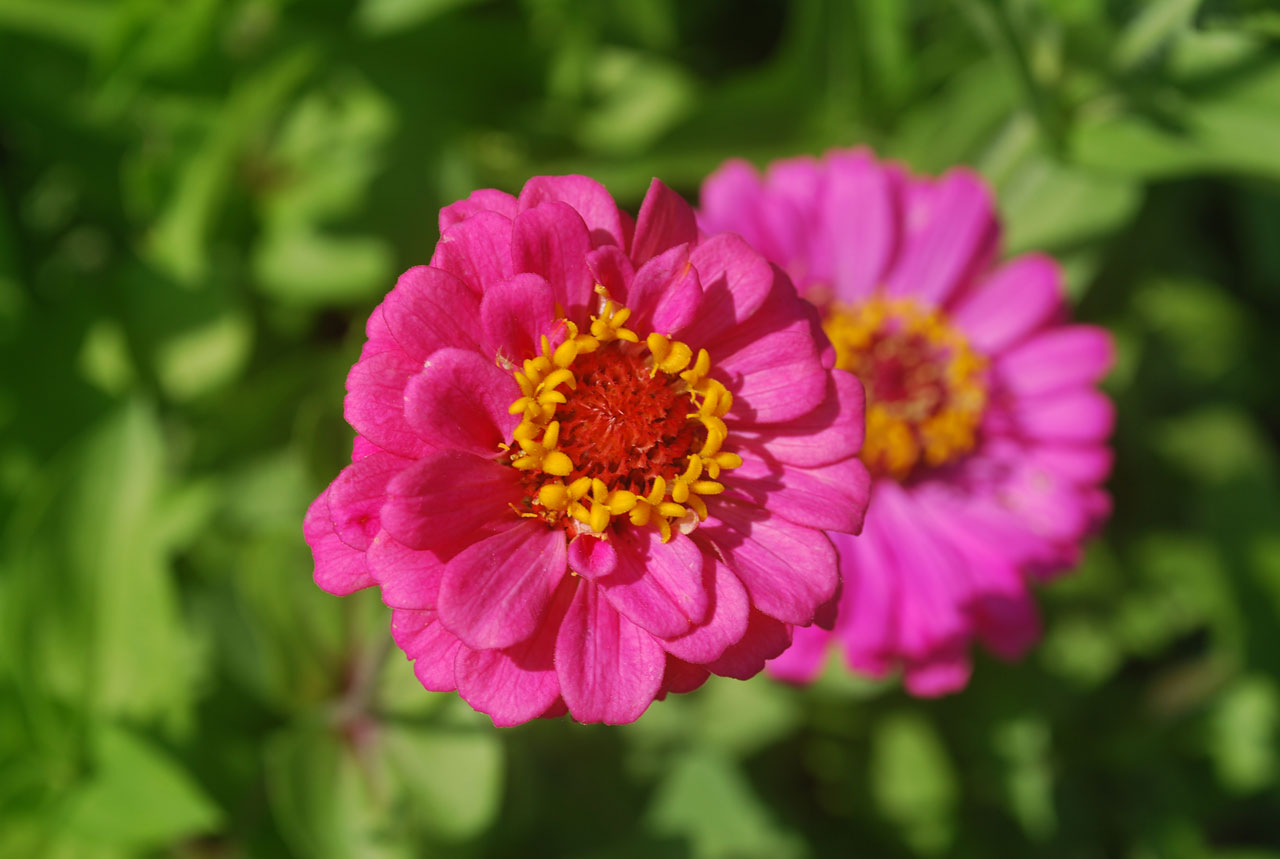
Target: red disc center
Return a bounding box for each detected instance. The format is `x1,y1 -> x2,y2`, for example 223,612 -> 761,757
554,344 -> 705,494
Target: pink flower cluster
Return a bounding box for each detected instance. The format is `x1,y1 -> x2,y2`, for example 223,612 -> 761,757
306,149 -> 1115,724
305,176 -> 869,725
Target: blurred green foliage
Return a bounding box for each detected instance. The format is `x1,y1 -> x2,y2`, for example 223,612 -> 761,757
1,0 -> 1279,856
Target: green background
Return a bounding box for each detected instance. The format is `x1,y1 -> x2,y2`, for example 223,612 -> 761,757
2,0 -> 1279,856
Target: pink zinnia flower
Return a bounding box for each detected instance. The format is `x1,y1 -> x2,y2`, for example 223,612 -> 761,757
304,176 -> 869,725
700,150 -> 1114,695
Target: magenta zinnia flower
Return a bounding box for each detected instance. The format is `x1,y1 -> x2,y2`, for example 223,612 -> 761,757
700,149 -> 1114,695
305,176 -> 869,725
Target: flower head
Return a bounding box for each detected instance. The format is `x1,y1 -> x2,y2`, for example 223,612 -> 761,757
305,176 -> 869,724
700,150 -> 1114,695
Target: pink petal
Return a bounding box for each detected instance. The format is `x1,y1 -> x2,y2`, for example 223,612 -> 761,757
698,160 -> 771,254
830,526 -> 897,677
437,519 -> 568,650
997,325 -> 1114,395
367,530 -> 445,610
727,450 -> 870,534
391,609 -> 463,693
351,435 -> 381,462
585,245 -> 635,300
555,580 -> 666,724
439,188 -> 518,231
822,149 -> 899,302
704,499 -> 838,625
625,243 -> 702,335
430,212 -> 515,295
304,488 -> 375,596
567,534 -> 617,579
912,494 -> 1040,660
766,624 -> 831,684
454,576 -> 575,727
344,348 -> 429,459
327,452 -> 409,550
403,348 -> 520,458
730,370 -> 865,467
661,555 -> 750,664
873,483 -> 972,661
662,656 -> 710,695
950,254 -> 1064,354
903,645 -> 973,697
1014,389 -> 1115,443
1031,443 -> 1113,484
518,175 -> 625,249
382,451 -> 522,553
631,178 -> 698,266
760,156 -> 824,268
886,168 -> 999,308
712,269 -> 828,424
677,233 -> 773,346
706,609 -> 791,680
479,273 -> 558,362
512,201 -> 594,321
381,266 -> 481,362
589,530 -> 708,639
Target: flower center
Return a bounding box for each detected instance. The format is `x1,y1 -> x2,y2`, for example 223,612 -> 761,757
504,287 -> 741,542
823,297 -> 987,481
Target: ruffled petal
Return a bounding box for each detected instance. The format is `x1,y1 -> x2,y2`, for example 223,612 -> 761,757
327,451 -> 410,551
730,370 -> 865,467
588,530 -> 708,639
391,609 -> 463,693
678,233 -> 773,346
903,645 -> 973,697
704,499 -> 838,625
403,348 -> 521,458
344,348 -> 429,459
631,178 -> 698,266
437,519 -> 568,650
454,576 -> 575,727
886,168 -> 999,308
381,266 -> 482,361
711,268 -> 828,424
518,175 -> 625,249
624,242 -> 702,336
382,451 -> 522,553
950,254 -> 1063,354
585,245 -> 635,300
706,609 -> 792,680
439,188 -> 518,231
479,273 -> 558,362
512,201 -> 594,321
304,488 -> 375,596
430,212 -> 515,295
555,580 -> 666,724
727,449 -> 870,534
367,530 -> 445,610
661,556 -> 750,664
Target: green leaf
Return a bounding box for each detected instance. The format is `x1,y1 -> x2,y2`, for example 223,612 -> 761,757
1113,0 -> 1203,71
60,724 -> 221,849
870,711 -> 958,856
1209,675 -> 1279,793
355,0 -> 484,37
648,751 -> 804,859
381,724 -> 503,840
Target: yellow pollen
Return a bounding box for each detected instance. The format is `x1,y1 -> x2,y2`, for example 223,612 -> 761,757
824,296 -> 987,481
